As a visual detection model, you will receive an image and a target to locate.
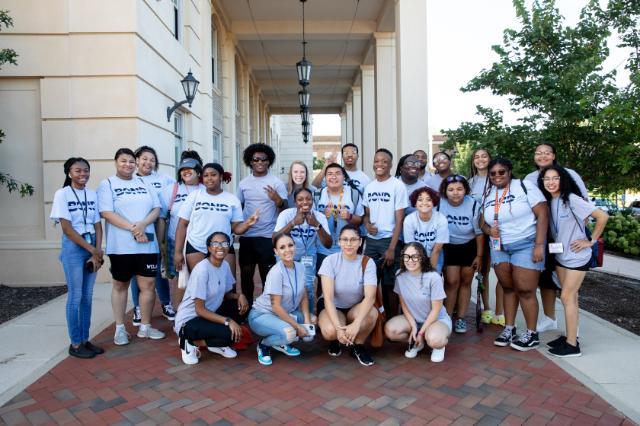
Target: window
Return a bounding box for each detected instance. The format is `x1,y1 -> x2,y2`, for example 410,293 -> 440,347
212,130 -> 222,163
174,112 -> 184,170
172,0 -> 181,41
211,23 -> 218,87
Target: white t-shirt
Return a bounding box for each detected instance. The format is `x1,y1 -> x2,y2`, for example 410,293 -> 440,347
403,211 -> 450,256
394,271 -> 449,323
252,261 -> 307,314
315,187 -> 365,256
399,178 -> 428,215
362,177 -> 409,239
97,176 -> 160,255
237,173 -> 288,238
159,183 -> 205,241
318,253 -> 377,309
550,194 -> 596,268
178,189 -> 244,253
438,196 -> 482,244
482,179 -> 546,245
274,208 -> 329,259
424,174 -> 444,192
50,186 -> 101,235
525,168 -> 588,199
173,259 -> 235,333
138,171 -> 175,194
468,175 -> 488,202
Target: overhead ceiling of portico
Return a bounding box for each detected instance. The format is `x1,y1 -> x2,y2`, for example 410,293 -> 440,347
217,0 -> 395,114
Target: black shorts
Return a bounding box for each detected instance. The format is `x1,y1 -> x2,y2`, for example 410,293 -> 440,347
538,254 -> 560,289
316,296 -> 352,316
443,239 -> 477,267
556,259 -> 591,272
238,236 -> 275,267
186,240 -> 235,256
108,253 -> 158,282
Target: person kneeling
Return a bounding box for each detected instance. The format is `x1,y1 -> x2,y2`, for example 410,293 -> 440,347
384,243 -> 451,362
174,232 -> 249,365
318,225 -> 378,366
248,233 -> 314,366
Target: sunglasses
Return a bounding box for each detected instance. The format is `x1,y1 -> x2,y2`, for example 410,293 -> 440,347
210,241 -> 230,248
403,161 -> 420,167
490,169 -> 508,177
445,175 -> 465,183
252,156 -> 269,163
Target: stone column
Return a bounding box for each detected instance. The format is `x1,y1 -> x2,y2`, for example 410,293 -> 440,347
340,109 -> 347,146
351,86 -> 362,169
345,99 -> 353,145
360,65 -> 376,176
374,32 -> 397,161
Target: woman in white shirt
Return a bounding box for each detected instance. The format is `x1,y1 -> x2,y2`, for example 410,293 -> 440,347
384,243 -> 451,362
51,157 -> 104,359
538,165 -> 608,357
97,148 -> 164,345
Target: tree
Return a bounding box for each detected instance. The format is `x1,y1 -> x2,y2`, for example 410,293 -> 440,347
0,9 -> 33,197
442,0 -> 640,194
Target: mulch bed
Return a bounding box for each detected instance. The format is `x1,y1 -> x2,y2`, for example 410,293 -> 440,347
579,271 -> 640,336
0,284 -> 67,325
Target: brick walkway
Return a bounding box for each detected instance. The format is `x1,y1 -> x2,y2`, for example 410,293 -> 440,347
0,312 -> 632,425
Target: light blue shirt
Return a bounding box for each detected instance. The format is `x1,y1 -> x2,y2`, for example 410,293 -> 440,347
438,196 -> 482,244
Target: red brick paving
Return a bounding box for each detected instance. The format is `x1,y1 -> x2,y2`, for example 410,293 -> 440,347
0,310 -> 633,426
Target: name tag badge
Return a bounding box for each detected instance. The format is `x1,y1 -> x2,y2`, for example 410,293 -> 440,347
300,255 -> 314,266
548,242 -> 564,254
490,237 -> 501,251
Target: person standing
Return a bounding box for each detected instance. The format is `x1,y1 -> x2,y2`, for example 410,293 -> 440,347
362,148 -> 408,317
98,148 -> 165,345
395,154 -> 427,215
312,143 -> 371,194
237,143 -> 288,303
286,161 -> 317,207
51,157 -> 104,358
424,152 -> 453,192
413,149 -> 433,184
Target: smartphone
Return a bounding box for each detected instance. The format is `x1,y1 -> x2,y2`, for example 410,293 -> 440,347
145,232 -> 155,242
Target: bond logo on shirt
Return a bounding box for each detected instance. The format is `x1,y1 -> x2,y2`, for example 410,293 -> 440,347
290,227 -> 316,238
174,193 -> 189,203
345,179 -> 361,188
194,201 -> 230,212
68,200 -> 97,213
484,194 -> 516,208
413,230 -> 436,243
446,215 -> 471,226
317,203 -> 352,212
366,191 -> 391,202
113,187 -> 149,196
151,182 -> 162,188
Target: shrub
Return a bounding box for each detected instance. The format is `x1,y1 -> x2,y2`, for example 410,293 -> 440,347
597,213 -> 640,257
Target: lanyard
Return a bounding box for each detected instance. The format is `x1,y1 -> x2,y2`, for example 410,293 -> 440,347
70,187 -> 88,232
328,189 -> 344,240
280,262 -> 298,307
493,185 -> 510,224
550,197 -> 560,236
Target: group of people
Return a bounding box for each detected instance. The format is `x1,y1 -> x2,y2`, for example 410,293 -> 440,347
51,140 -> 607,365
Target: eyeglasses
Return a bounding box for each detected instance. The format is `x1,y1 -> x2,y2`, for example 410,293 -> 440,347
490,169 -> 508,177
252,156 -> 269,163
535,151 -> 553,156
542,176 -> 560,182
403,161 -> 420,167
401,254 -> 422,262
445,175 -> 465,183
434,155 -> 449,162
339,237 -> 360,245
210,241 -> 230,248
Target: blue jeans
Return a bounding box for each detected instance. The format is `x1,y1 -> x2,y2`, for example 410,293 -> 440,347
130,252 -> 170,307
248,309 -> 304,347
294,255 -> 316,315
59,235 -> 97,345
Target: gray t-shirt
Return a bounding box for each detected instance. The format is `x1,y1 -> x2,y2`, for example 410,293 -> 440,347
424,174 -> 444,192
237,173 -> 288,238
318,253 -> 377,309
173,259 -> 235,334
438,196 -> 482,244
525,168 -> 588,199
403,211 -> 450,256
394,271 -> 449,323
550,194 -> 596,268
252,261 -> 307,314
468,175 -> 488,202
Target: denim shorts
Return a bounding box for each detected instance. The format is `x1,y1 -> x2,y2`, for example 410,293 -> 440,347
490,236 -> 545,271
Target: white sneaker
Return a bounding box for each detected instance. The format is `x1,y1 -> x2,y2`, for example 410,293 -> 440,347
431,347 -> 446,363
536,315 -> 558,332
181,339 -> 200,365
137,325 -> 166,340
208,346 -> 237,358
114,327 -> 130,346
404,341 -> 425,358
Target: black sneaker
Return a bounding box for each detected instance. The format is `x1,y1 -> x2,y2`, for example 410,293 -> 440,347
132,306 -> 142,326
84,341 -> 104,355
351,344 -> 375,366
549,341 -> 582,358
510,330 -> 540,351
547,335 -> 567,349
69,344 -> 95,359
162,304 -> 176,321
494,327 -> 516,347
328,340 -> 342,357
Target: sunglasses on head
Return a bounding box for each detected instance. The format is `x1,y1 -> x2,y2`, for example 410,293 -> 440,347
490,169 -> 508,177
445,175 -> 465,183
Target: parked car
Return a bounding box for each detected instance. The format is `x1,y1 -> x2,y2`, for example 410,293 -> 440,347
592,198 -> 619,214
630,200 -> 640,218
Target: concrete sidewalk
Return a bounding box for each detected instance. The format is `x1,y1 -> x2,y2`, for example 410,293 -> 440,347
595,253 -> 640,280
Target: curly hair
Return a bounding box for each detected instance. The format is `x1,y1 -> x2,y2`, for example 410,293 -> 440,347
397,242 -> 432,274
409,186 -> 440,208
243,143 -> 276,168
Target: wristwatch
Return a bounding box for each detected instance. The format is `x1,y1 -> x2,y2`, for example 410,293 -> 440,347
224,317 -> 231,327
